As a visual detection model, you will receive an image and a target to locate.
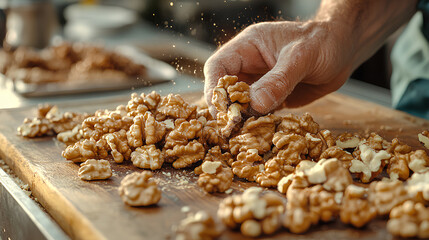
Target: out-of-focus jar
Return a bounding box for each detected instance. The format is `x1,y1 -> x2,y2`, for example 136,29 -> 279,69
4,0 -> 58,49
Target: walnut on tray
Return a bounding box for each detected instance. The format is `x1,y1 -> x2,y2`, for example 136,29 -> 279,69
78,159 -> 112,181
368,179 -> 410,215
387,200 -> 429,238
349,140 -> 391,183
339,185 -> 377,228
131,145 -> 164,170
231,149 -> 264,182
173,210 -> 222,240
118,171 -> 161,207
197,161 -> 233,193
418,130 -> 429,149
217,187 -> 285,237
62,138 -> 108,163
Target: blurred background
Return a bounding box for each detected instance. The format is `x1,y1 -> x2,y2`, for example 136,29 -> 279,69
0,0 -> 399,107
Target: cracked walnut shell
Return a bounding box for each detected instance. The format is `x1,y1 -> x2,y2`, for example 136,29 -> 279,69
387,200 -> 429,238
78,159 -> 112,181
131,145 -> 164,170
118,171 -> 161,206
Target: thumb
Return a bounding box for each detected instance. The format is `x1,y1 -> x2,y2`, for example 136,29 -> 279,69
249,45 -> 310,114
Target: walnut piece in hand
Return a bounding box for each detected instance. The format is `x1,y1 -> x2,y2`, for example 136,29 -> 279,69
173,210 -> 222,240
78,159 -> 112,181
387,200 -> 429,238
118,171 -> 161,207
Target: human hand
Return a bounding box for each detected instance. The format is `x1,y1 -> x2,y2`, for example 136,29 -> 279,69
204,20 -> 355,116
204,0 -> 417,117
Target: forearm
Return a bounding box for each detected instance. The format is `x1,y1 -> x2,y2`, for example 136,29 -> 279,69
315,0 -> 418,69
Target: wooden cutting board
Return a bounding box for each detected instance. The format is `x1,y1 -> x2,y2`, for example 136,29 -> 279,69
0,92 -> 428,240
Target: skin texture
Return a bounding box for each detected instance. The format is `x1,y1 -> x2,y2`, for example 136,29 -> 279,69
204,0 -> 417,116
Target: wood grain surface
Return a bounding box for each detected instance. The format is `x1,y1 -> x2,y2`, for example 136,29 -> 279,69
0,92 -> 428,240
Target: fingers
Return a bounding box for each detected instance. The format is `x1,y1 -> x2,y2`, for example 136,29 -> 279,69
249,43 -> 313,115
203,58 -> 226,117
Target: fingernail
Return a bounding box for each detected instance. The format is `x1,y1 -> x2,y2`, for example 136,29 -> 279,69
251,87 -> 276,114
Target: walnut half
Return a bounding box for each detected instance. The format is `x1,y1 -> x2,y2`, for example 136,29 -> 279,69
118,171 -> 161,207
217,187 -> 284,237
173,211 -> 222,240
78,159 -> 112,181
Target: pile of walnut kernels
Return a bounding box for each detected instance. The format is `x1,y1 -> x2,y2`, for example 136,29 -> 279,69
17,75 -> 429,239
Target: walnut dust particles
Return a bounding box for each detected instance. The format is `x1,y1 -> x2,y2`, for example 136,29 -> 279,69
17,75 -> 429,239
